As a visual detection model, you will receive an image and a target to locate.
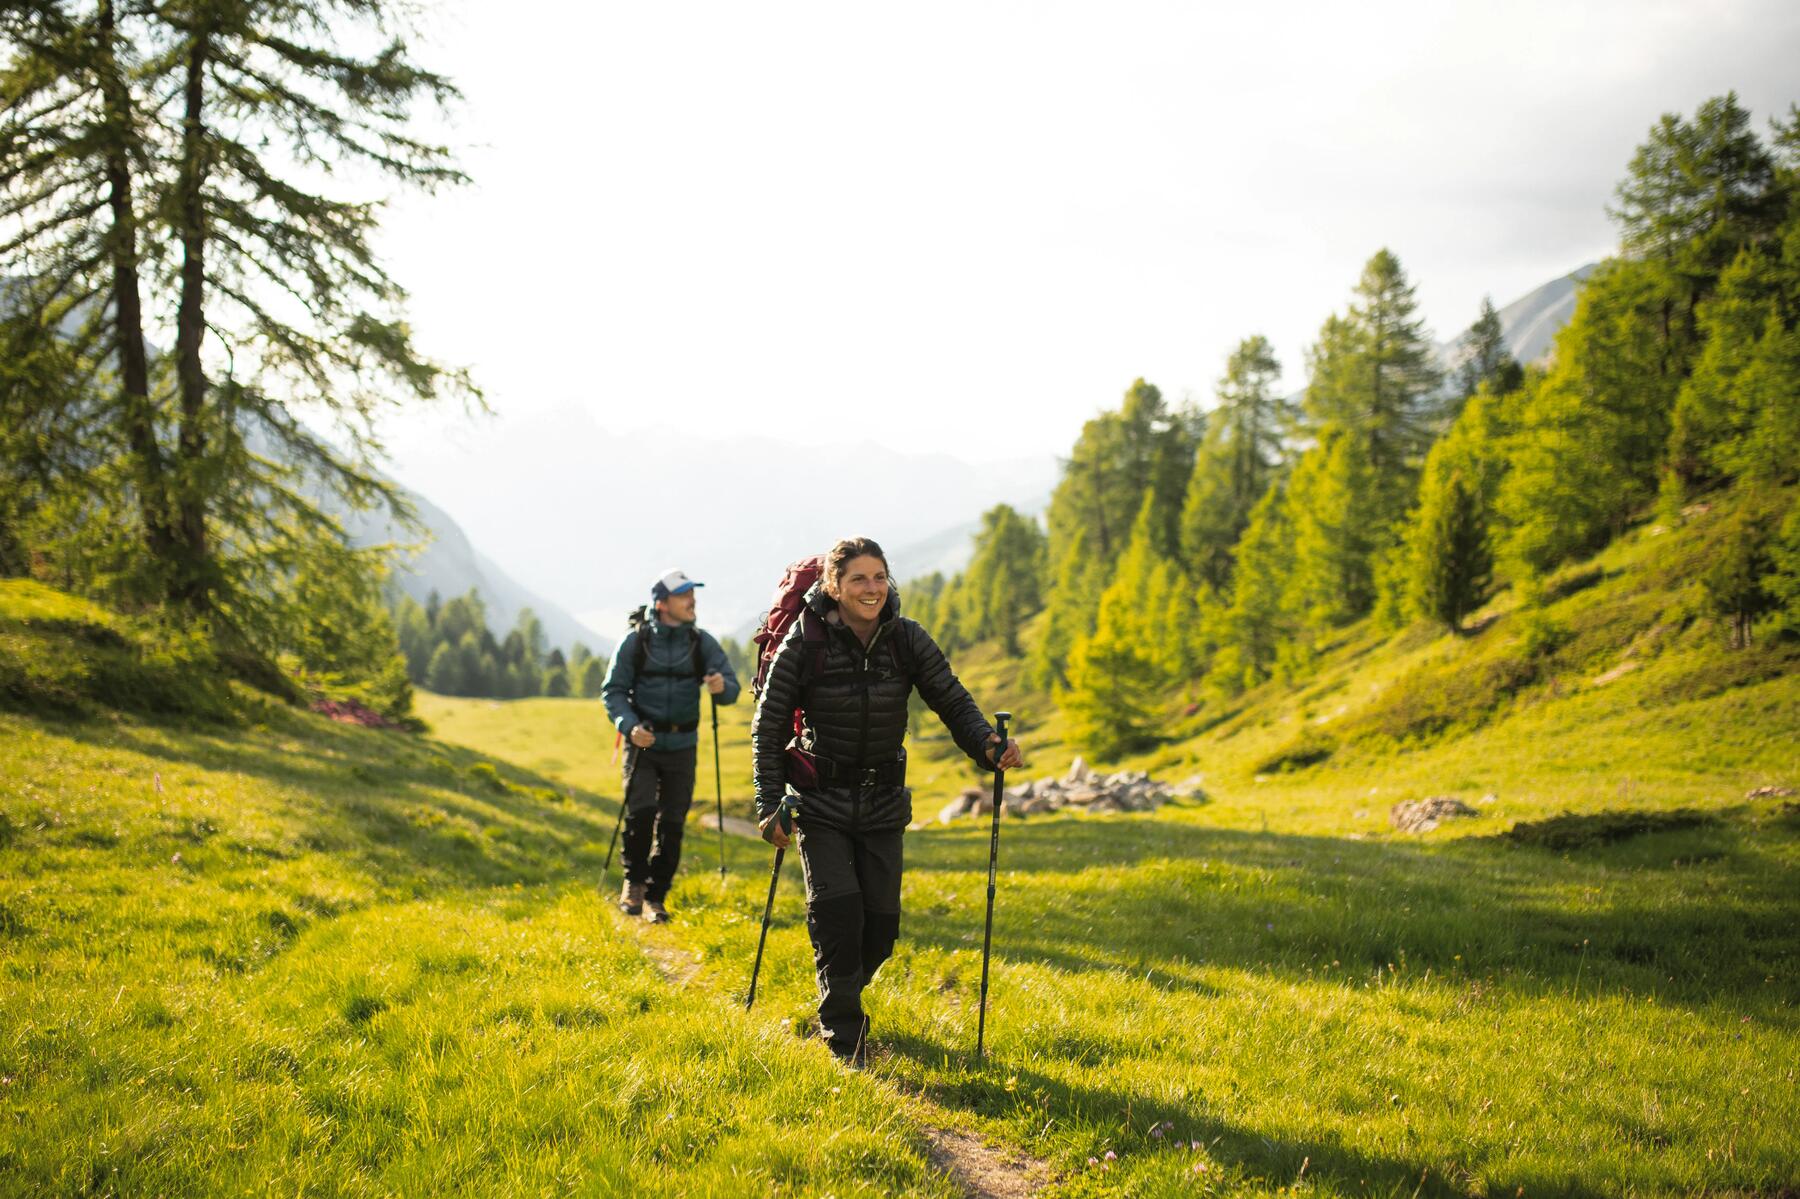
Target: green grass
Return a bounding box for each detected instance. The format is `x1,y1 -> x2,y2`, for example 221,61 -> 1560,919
4,490 -> 1799,1197
0,579 -> 236,721
0,587 -> 955,1196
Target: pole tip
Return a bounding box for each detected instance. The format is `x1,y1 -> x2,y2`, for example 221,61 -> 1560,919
995,710 -> 1012,722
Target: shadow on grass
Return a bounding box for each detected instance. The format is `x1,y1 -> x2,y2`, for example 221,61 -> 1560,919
878,1028 -> 1613,1199
50,709 -> 626,893
900,811 -> 1799,1018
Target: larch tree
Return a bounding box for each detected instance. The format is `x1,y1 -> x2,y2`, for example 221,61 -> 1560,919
1179,334 -> 1291,590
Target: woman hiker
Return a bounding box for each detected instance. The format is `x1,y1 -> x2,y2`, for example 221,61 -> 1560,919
752,537 -> 1023,1066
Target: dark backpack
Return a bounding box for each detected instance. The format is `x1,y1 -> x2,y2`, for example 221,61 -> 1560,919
627,605 -> 705,684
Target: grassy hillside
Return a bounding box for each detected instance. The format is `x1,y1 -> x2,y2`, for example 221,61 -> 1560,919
0,583 -> 954,1197
4,486 -> 1798,1196
413,499 -> 1797,1197
905,493 -> 1800,837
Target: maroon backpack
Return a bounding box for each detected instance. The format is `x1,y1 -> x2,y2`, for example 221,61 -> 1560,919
751,555 -> 830,788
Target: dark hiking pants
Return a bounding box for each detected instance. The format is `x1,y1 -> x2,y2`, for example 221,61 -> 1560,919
797,825 -> 903,1058
621,747 -> 697,903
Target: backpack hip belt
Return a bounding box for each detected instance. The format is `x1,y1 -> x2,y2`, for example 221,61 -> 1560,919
812,758 -> 906,787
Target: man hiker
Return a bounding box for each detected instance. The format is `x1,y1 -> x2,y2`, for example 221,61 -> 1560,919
603,568 -> 741,922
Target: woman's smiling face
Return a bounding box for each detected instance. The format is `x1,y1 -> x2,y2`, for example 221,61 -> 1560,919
831,554 -> 889,624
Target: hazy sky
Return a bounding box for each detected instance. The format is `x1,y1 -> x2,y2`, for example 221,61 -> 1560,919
374,0 -> 1800,467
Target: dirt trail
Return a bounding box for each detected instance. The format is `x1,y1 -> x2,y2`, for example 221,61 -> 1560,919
604,893 -> 1050,1196
918,1122 -> 1049,1198
604,901 -> 704,988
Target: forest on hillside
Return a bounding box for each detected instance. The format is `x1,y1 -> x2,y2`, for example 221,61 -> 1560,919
1,0 -> 1794,741
906,93 -> 1800,758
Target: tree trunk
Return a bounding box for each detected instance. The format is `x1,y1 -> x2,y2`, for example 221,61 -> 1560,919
96,0 -> 174,570
171,26 -> 212,611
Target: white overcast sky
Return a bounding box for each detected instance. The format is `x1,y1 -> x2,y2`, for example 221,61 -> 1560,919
373,0 -> 1800,466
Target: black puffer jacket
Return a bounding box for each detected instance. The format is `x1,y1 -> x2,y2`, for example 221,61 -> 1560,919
753,584 -> 994,833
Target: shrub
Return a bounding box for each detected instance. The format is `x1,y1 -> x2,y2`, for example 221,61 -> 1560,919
1344,654 -> 1536,744
1253,730 -> 1337,773
1504,809 -> 1717,850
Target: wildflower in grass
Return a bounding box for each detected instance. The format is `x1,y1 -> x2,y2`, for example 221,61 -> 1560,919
1105,1150 -> 1117,1161
1087,1157 -> 1098,1167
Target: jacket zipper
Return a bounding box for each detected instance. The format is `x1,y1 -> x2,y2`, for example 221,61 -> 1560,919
853,621 -> 888,832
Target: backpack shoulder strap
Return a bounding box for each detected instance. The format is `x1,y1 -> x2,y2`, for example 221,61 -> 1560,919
628,606 -> 651,678
796,608 -> 828,688
891,617 -> 916,678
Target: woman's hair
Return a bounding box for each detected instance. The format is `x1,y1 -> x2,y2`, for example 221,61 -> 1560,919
823,537 -> 889,596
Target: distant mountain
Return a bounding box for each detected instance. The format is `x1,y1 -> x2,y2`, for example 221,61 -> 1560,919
1439,262 -> 1600,371
382,409 -> 1061,641
1282,262 -> 1602,410
338,489 -> 610,658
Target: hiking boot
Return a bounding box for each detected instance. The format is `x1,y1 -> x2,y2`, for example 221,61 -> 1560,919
643,899 -> 670,924
828,1015 -> 870,1070
618,881 -> 645,916
852,1014 -> 870,1068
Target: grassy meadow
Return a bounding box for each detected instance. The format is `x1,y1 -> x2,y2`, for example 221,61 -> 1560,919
3,496 -> 1799,1197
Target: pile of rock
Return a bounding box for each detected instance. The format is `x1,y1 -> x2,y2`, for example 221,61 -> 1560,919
1389,796 -> 1482,833
936,756 -> 1207,823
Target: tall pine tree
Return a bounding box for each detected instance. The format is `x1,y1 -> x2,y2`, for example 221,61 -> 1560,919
1180,334 -> 1292,590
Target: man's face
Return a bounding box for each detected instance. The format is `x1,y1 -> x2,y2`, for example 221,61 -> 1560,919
657,590 -> 697,624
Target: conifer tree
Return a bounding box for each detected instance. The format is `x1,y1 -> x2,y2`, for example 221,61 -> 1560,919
577,656 -> 606,699
1033,378 -> 1194,687
1386,386 -> 1512,628
1498,259 -> 1687,574
1207,484 -> 1297,695
1304,249 -> 1443,530
425,641 -> 460,695
1409,468 -> 1491,633
456,632 -> 483,697
3,0 -> 472,619
515,610 -> 546,671
1769,496 -> 1800,637
1,0 -> 174,591
1701,497 -> 1780,648
1454,298 -> 1524,404
544,664 -> 571,698
957,504 -> 1046,654
1061,500 -> 1168,757
1610,93 -> 1783,287
1180,335 -> 1292,589
1283,427 -> 1380,632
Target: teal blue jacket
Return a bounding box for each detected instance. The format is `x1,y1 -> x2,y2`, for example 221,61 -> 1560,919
602,619 -> 741,752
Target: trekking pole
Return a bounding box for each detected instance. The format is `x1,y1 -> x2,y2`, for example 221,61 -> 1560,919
976,711 -> 1011,1060
746,801 -> 791,1011
603,741 -> 642,878
712,694 -> 726,880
